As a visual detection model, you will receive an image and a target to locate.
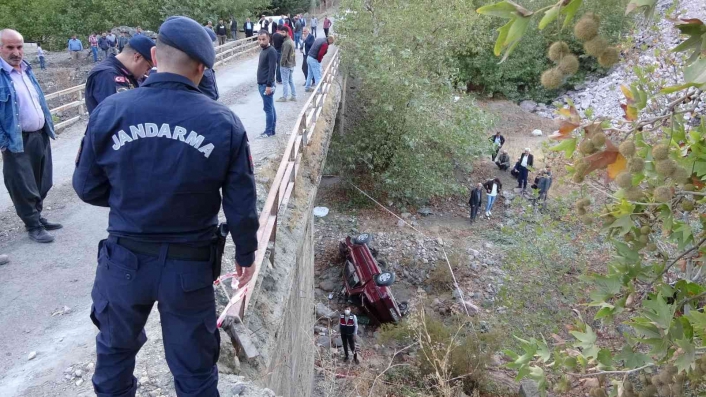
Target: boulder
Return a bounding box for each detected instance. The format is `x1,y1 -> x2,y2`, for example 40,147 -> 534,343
519,100 -> 537,113
317,336 -> 331,347
318,280 -> 336,292
418,207 -> 433,216
519,379 -> 541,397
501,190 -> 515,201
315,303 -> 338,320
531,129 -> 543,136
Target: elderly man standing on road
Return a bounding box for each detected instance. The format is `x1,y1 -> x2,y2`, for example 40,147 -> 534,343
0,29 -> 61,243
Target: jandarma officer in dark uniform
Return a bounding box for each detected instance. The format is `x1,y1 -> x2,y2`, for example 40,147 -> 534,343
84,35 -> 155,114
199,27 -> 220,101
72,16 -> 259,396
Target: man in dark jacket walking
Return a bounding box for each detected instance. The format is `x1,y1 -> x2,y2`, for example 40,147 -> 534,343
517,148 -> 534,193
257,30 -> 277,137
468,183 -> 483,223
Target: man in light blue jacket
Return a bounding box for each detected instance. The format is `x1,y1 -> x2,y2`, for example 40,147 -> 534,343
0,29 -> 60,243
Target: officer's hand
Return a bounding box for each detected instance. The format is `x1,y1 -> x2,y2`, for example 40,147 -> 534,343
265,87 -> 273,95
235,263 -> 256,289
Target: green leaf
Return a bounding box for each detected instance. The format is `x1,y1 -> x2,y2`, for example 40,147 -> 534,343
539,5 -> 560,30
498,15 -> 531,62
477,1 -> 521,19
686,311 -> 706,339
589,274 -> 623,302
609,215 -> 634,236
674,338 -> 696,373
597,348 -> 614,370
625,0 -> 656,18
563,356 -> 578,370
629,317 -> 662,338
643,294 -> 676,330
550,138 -> 577,157
561,0 -> 583,28
494,19 -> 513,56
684,58 -> 706,86
571,326 -> 600,359
616,345 -> 651,368
536,337 -> 551,362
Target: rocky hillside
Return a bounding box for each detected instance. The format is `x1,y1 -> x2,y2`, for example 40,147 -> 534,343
520,0 -> 706,122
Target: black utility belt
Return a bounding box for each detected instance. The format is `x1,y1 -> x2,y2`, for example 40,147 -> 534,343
116,237 -> 212,261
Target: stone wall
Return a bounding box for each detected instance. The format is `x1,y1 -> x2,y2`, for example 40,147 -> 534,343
234,74 -> 342,397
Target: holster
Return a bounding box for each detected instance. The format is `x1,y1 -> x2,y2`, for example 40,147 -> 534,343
213,223 -> 229,281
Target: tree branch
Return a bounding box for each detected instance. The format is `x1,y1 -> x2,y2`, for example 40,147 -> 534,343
651,236 -> 706,284
568,364 -> 655,378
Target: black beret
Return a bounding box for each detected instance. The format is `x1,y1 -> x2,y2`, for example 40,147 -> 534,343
128,35 -> 155,63
158,16 -> 216,68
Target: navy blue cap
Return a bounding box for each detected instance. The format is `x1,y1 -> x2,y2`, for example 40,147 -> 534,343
128,35 -> 155,63
158,16 -> 216,68
204,27 -> 217,42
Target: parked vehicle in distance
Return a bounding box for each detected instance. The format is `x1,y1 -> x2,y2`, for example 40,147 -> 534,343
339,233 -> 407,324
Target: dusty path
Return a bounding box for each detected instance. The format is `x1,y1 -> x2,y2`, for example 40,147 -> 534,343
0,26 -> 334,397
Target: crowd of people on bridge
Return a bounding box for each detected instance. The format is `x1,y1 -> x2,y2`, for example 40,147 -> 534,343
56,13 -> 333,67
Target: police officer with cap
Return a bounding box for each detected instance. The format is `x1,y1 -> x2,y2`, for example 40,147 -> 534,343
85,35 -> 155,114
200,26 -> 220,101
73,16 -> 259,396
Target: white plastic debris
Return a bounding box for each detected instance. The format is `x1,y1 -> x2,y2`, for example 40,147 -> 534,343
313,207 -> 329,217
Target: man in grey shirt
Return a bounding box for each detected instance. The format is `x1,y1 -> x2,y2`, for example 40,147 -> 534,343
0,29 -> 61,243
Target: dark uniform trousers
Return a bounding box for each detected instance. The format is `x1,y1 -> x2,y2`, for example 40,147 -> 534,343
341,333 -> 356,358
2,130 -> 52,230
91,237 -> 220,397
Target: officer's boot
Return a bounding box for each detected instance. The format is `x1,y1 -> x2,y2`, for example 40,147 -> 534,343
343,355 -> 349,362
354,352 -> 360,365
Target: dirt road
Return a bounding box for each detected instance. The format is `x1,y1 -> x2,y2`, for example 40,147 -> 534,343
0,29 -> 333,396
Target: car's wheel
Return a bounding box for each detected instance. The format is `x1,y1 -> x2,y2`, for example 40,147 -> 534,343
375,271 -> 395,287
370,247 -> 379,258
354,233 -> 371,245
399,301 -> 409,316
377,259 -> 387,269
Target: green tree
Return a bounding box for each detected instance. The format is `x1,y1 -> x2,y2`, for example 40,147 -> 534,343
0,0 -> 270,50
331,0 -> 493,204
478,1 -> 706,395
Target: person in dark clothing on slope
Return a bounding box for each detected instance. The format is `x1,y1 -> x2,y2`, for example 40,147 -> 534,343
489,131 -> 505,160
468,183 -> 483,223
517,148 -> 534,193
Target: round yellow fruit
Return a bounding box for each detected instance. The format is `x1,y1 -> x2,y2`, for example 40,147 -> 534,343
558,54 -> 580,75
541,68 -> 564,90
584,36 -> 608,57
548,41 -> 571,62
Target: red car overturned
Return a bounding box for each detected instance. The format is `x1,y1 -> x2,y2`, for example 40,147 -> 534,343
339,233 -> 408,324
